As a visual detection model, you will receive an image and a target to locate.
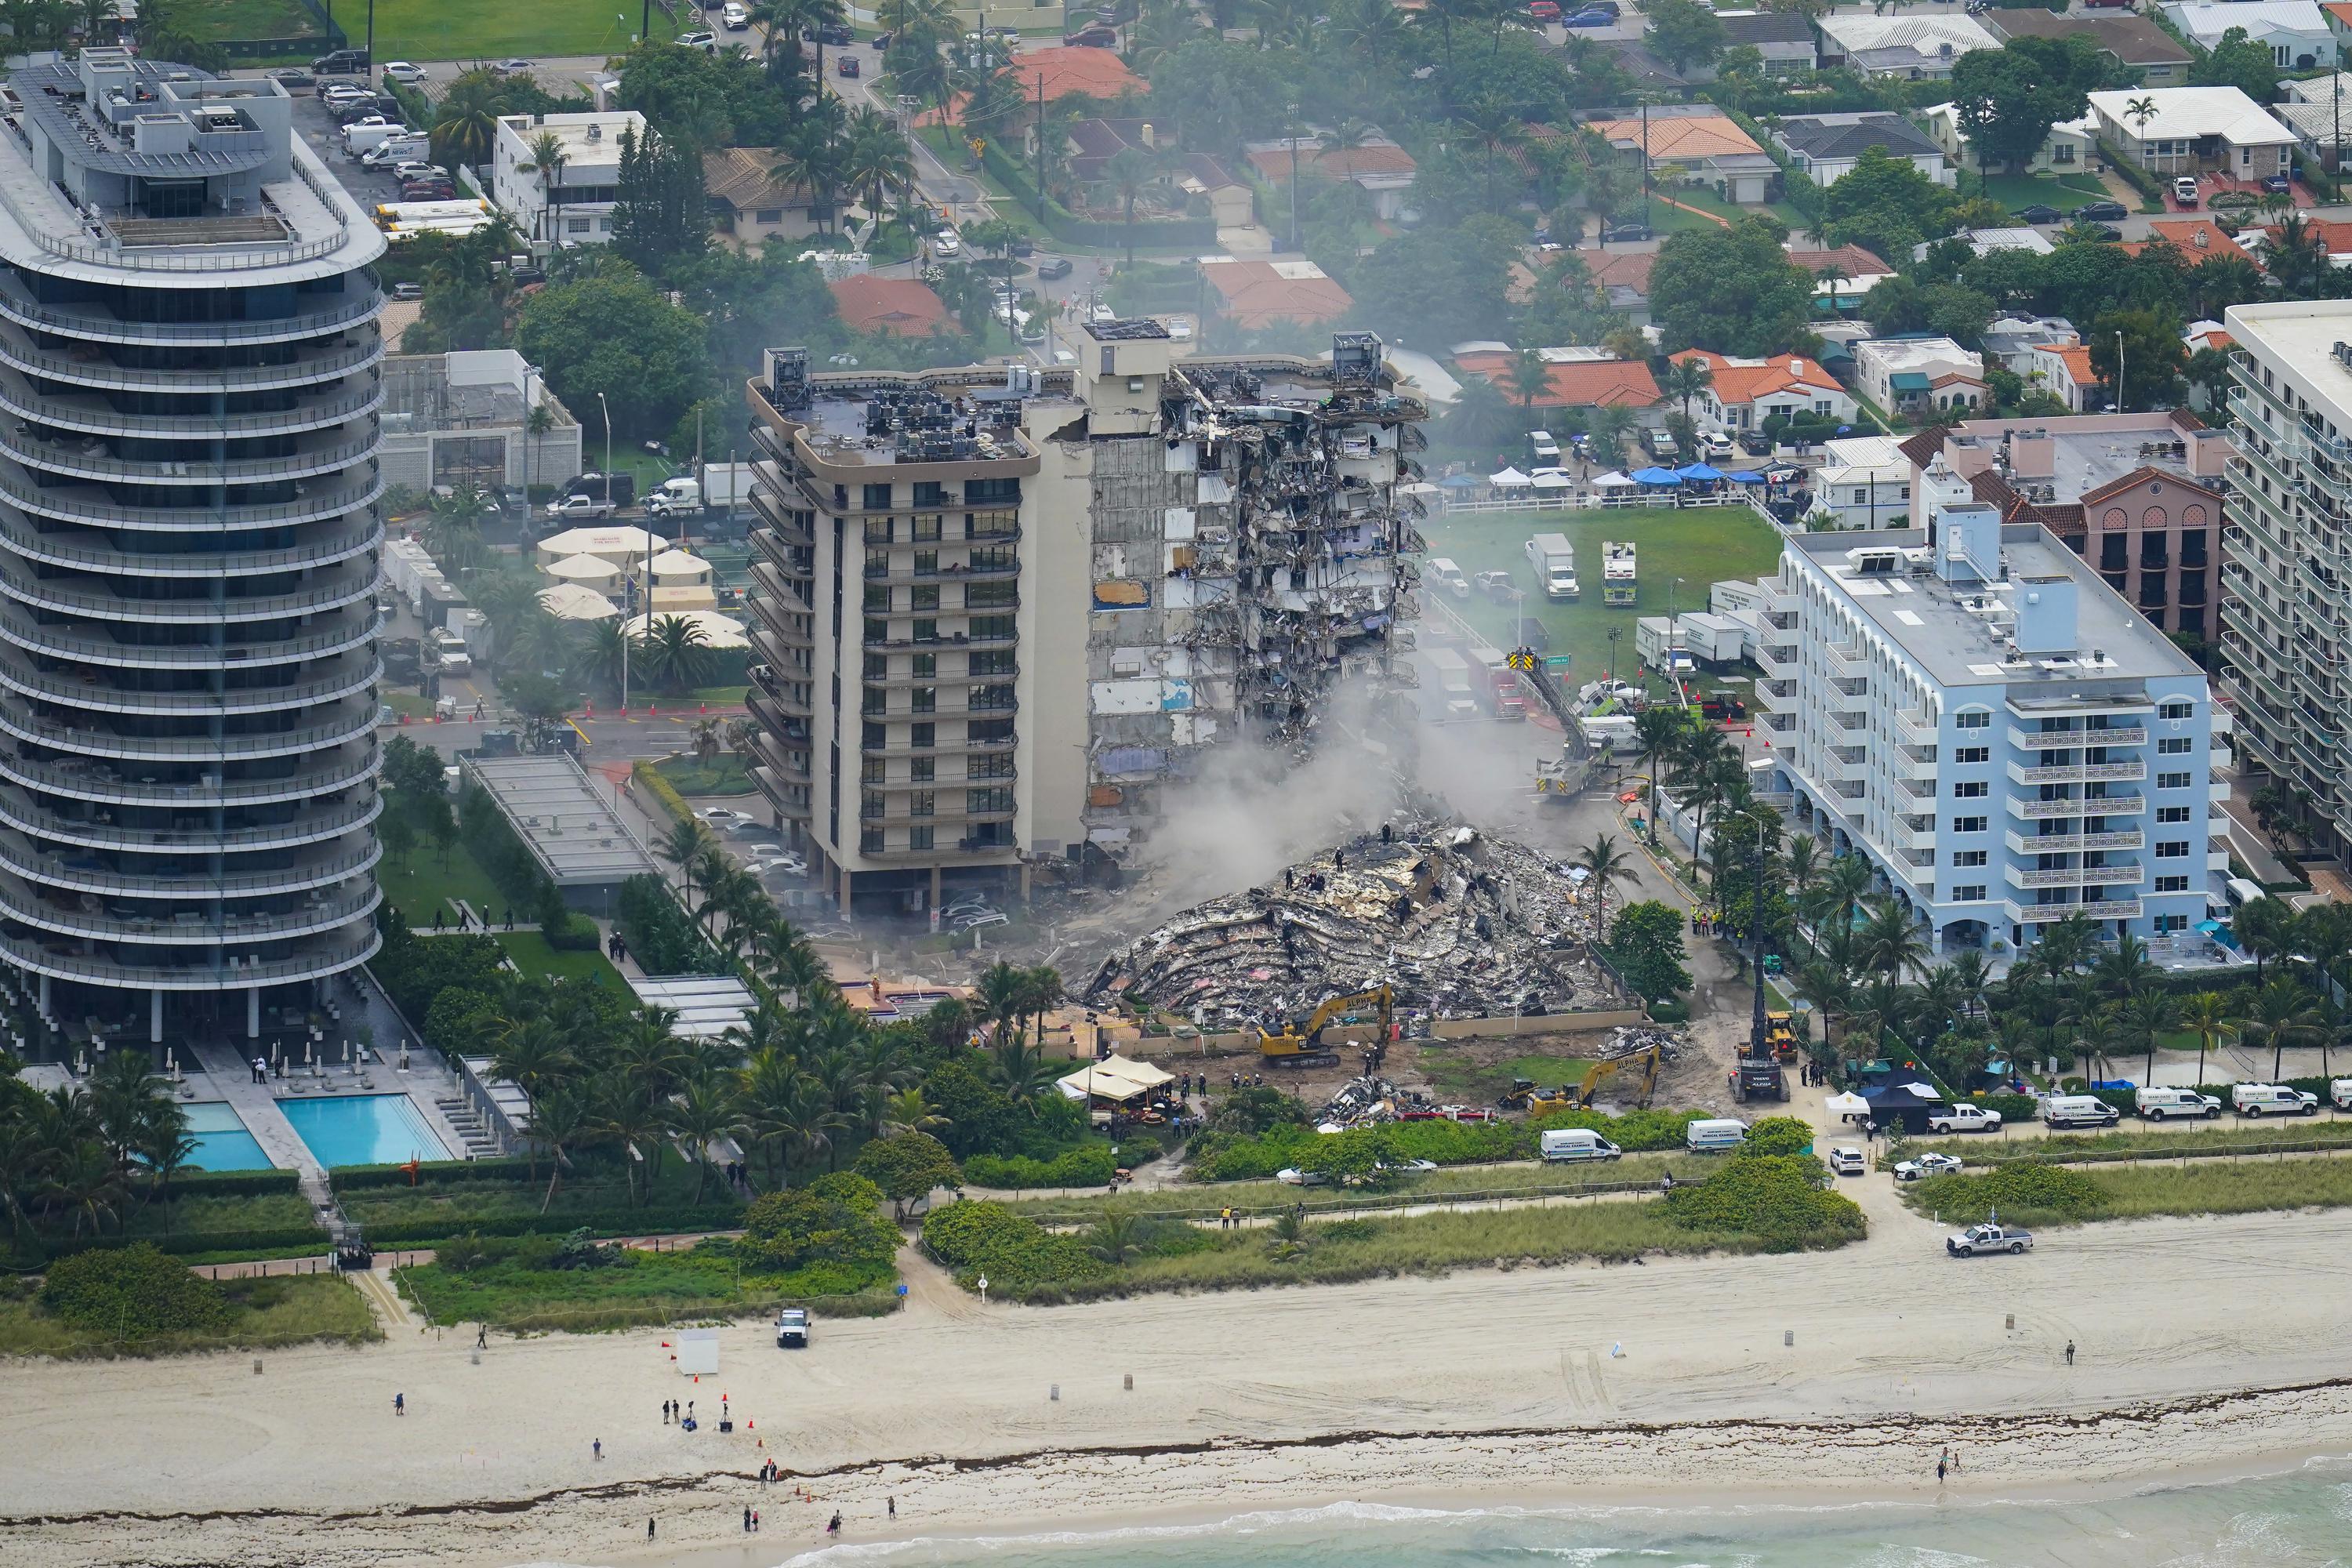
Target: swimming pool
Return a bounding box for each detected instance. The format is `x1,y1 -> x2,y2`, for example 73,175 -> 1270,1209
278,1094 -> 452,1167
181,1102 -> 275,1173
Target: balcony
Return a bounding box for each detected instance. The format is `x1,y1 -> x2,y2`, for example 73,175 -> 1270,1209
0,829 -> 379,901
744,685 -> 810,731
0,557 -> 379,626
1822,641 -> 1866,676
860,557 -> 1022,586
2004,897 -> 2143,925
0,514 -> 379,581
852,839 -> 1021,866
0,278 -> 381,347
0,922 -> 379,991
861,729 -> 1017,757
750,517 -> 815,574
0,696 -> 379,764
2005,829 -> 2144,855
0,742 -> 376,808
0,650 -> 379,718
1826,679 -> 1867,712
0,423 -> 376,488
2006,726 -> 2147,750
0,325 -> 383,394
0,782 -> 378,855
2003,861 -> 2143,889
1894,750 -> 1939,781
1756,677 -> 1795,710
0,605 -> 376,672
1893,708 -> 1937,746
0,361 -> 383,442
0,869 -> 379,945
862,660 -> 1019,689
0,463 -> 386,535
2006,758 -> 2148,786
1755,644 -> 1797,678
749,765 -> 812,823
864,622 -> 1019,652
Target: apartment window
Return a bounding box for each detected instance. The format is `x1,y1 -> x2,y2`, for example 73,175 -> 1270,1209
1952,815 -> 1987,833
860,757 -> 884,784
1955,711 -> 1989,729
862,652 -> 887,678
2180,530 -> 2208,568
862,584 -> 890,612
2179,606 -> 2205,632
1953,849 -> 1987,867
1951,780 -> 1988,798
970,717 -> 1014,742
1953,746 -> 1989,764
970,546 -> 1016,573
862,721 -> 885,750
969,648 -> 1015,676
913,618 -> 937,643
967,786 -> 1014,815
860,789 -> 885,818
913,481 -> 949,507
2158,736 -> 2192,754
755,207 -> 783,224
2157,840 -> 2190,858
862,547 -> 891,579
969,753 -> 1014,780
966,478 -> 1020,505
912,652 -> 936,678
912,585 -> 941,611
913,550 -> 940,578
568,216 -> 591,234
862,483 -> 893,510
971,683 -> 1015,711
909,826 -> 934,851
863,617 -> 888,644
1953,884 -> 1987,902
970,614 -> 1015,641
967,580 -> 1017,608
2158,771 -> 2192,789
910,757 -> 935,783
909,514 -> 943,544
912,686 -> 936,714
1852,488 -> 1868,504
2158,805 -> 2191,823
860,827 -> 883,854
908,791 -> 935,818
910,722 -> 935,747
2156,875 -> 2191,893
2140,535 -> 2169,569
2160,700 -> 2194,720
2155,913 -> 2189,934
864,517 -> 893,543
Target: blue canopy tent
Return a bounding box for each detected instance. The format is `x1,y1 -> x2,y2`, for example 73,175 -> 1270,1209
1630,466 -> 1682,485
1728,470 -> 1766,483
1676,463 -> 1725,481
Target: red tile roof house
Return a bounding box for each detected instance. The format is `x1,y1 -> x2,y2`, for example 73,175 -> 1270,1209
1668,348 -> 1858,431
1453,348 -> 1664,419
1198,257 -> 1354,328
916,46 -> 1147,126
1243,134 -> 1418,220
829,274 -> 954,337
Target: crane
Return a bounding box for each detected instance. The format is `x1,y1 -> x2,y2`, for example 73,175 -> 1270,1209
1257,985 -> 1395,1069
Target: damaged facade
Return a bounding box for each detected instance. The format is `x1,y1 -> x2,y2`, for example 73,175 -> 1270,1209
1082,815 -> 1623,1030
739,327 -> 1428,912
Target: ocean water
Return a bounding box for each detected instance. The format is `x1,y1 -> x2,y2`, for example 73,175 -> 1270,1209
737,1462 -> 2352,1568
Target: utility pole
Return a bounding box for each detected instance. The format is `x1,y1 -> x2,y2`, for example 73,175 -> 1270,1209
365,0 -> 374,64
1639,96 -> 1652,230
1748,815 -> 1769,1059
604,392 -> 627,712
2115,327 -> 2125,414
1287,103 -> 1303,253
1033,73 -> 1047,221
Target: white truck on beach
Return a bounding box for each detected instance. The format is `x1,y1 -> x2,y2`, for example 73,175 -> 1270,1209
1947,1221 -> 2032,1258
1602,540 -> 1635,606
775,1308 -> 810,1347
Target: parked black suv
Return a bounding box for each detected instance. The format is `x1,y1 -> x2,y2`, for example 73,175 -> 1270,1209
1599,217 -> 1651,243
312,47 -> 369,73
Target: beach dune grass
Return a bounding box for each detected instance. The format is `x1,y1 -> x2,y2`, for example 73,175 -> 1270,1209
1905,1152 -> 2352,1229
1907,1120 -> 2352,1164
0,1272 -> 376,1358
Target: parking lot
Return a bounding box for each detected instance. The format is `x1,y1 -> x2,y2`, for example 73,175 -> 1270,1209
232,70 -> 431,211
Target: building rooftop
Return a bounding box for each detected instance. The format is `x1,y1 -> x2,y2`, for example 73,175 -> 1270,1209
1817,12 -> 1999,57
1715,9 -> 1815,44
2087,85 -> 2296,144
1584,110 -> 1766,162
1983,8 -> 2192,62
1857,336 -> 1984,374
1773,112 -> 1943,161
464,754 -> 662,888
383,349 -> 574,433
1452,348 -> 1661,408
829,274 -> 953,337
781,366 -> 1047,468
702,145 -> 815,212
2165,0 -> 2331,42
2223,299 -> 2352,412
494,111 -> 642,167
1200,256 -> 1354,328
1791,524 -> 2197,685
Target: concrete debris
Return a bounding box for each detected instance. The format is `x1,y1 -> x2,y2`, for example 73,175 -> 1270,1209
1082,811 -> 1621,1029
1311,1074 -> 1501,1131
1599,1025 -> 1686,1065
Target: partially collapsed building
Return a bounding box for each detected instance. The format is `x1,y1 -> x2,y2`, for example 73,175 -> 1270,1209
740,324 -> 1426,913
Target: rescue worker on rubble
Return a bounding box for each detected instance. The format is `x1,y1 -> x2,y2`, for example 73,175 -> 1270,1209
1381,822 -> 1393,844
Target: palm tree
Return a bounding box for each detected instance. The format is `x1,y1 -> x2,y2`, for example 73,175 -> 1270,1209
840,106 -> 916,235
1266,1207 -> 1310,1261
1853,895 -> 1926,980
2239,975 -> 2322,1081
1503,343 -> 1552,416
2122,986 -> 2180,1087
575,618 -> 628,695
989,1032 -> 1060,1107
635,613 -> 715,696
2076,1003 -> 2129,1083
0,1113 -> 48,1248
431,71 -> 506,174
669,1072 -> 742,1205
1087,1209 -> 1140,1262
2125,95 -> 2158,147
2235,895 -> 2296,985
1095,145 -> 1163,267
43,1142 -> 124,1239
591,1072 -> 667,1207
1021,964 -> 1067,1050
521,129 -> 570,245
975,959 -> 1028,1037
1574,834 -> 1636,942
1795,959 -> 1852,1057
771,127 -> 851,236
2092,932 -> 2160,1004
657,817 -> 717,894
1450,96 -> 1525,212
691,717 -> 724,771
137,1105 -> 197,1232
1631,706 -> 1685,844
2179,989 -> 2235,1095
529,1085 -> 595,1213
1662,356 -> 1714,426
1586,401 -> 1637,469
1813,854 -> 1875,964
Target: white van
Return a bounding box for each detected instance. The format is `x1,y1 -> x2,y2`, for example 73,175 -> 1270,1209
2233,1083 -> 2319,1116
1540,1127 -> 1622,1163
2333,1078 -> 2352,1111
2136,1086 -> 2222,1120
1426,557 -> 1471,599
2043,1094 -> 2121,1130
1685,1118 -> 1748,1152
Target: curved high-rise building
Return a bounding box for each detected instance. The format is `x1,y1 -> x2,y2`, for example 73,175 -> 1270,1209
0,50 -> 384,1043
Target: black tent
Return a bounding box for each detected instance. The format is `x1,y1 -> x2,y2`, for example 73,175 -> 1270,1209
1860,1081 -> 1945,1134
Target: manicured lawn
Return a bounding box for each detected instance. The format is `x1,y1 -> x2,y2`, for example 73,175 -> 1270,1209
188,0 -> 318,42
1974,172 -> 2107,216
655,753 -> 752,795
1662,186 -> 1809,231
383,692 -> 436,718
685,684 -> 750,707
376,851 -> 506,927
495,929 -> 628,987
364,0 -> 684,61
0,1274 -> 376,1358
1419,504 -> 1785,693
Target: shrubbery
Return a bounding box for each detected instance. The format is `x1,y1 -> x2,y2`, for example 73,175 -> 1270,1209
544,910 -> 601,951
739,1173 -> 899,1275
964,1145 -> 1118,1189
1664,1152 -> 1866,1251
40,1243 -> 229,1337
615,873 -> 727,975
1909,1162 -> 2105,1225
1188,1105 -> 1708,1181
920,1201 -> 1107,1290
1741,1116 -> 1816,1157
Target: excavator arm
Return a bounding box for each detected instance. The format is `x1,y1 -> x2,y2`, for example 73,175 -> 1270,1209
1260,985 -> 1394,1066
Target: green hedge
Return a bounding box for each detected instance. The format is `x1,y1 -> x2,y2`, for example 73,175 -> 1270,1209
160,1168 -> 304,1200
615,873 -> 728,976
31,1225 -> 329,1261
964,1145 -> 1117,1189
356,1204 -> 748,1247
331,1157 -> 537,1190
545,910 -> 601,951
631,759 -> 695,827
980,142 -> 1218,251
921,1200 -> 1106,1290
2096,137 -> 2165,204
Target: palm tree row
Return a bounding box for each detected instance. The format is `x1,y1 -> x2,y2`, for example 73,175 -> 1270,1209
0,1051 -> 199,1250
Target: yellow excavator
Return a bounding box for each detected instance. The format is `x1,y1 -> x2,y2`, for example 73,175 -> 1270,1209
1501,1080 -> 1580,1116
1258,985 -> 1395,1069
1570,1043 -> 1664,1109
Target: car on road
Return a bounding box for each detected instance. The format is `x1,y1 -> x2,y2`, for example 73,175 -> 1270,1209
488,58 -> 536,74
1827,1145 -> 1866,1176
2172,176 -> 2199,206
1561,7 -> 1614,22
1035,255 -> 1073,280
382,60 -> 427,83
699,807 -> 753,825
1065,20 -> 1118,44
934,228 -> 962,256
775,1308 -> 809,1348
1599,218 -> 1651,243
1893,1152 -> 1963,1182
677,29 -> 716,47
1946,1221 -> 2032,1258
811,21 -> 854,42
837,53 -> 860,74
721,2 -> 750,26
1926,1103 -> 2002,1134
2071,199 -> 2128,223
2012,203 -> 2062,225
311,47 -> 370,74
268,67 -> 314,89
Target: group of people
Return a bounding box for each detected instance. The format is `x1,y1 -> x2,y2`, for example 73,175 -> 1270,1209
1796,1061 -> 1830,1087
604,931 -> 631,964
661,1397 -> 699,1432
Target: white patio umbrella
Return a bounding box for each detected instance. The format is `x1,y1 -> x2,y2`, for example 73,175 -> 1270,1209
1824,1091 -> 1871,1116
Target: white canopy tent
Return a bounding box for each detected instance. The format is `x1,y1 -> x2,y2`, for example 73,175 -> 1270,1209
1055,1054 -> 1176,1105
538,582 -> 620,621
1488,466 -> 1534,488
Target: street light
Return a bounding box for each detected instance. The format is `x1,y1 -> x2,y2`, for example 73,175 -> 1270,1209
600,390 -> 628,713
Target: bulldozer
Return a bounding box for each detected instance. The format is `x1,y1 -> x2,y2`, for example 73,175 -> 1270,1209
1762,1011 -> 1801,1064
1258,985 -> 1394,1069
1501,1078 -> 1579,1116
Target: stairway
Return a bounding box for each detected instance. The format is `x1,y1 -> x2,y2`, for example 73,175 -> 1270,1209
434,1095 -> 503,1160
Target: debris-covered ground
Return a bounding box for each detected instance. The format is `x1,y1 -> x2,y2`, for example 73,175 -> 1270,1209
1082,812 -> 1621,1033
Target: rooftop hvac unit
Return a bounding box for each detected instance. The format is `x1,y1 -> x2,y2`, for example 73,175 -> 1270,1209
2335,342 -> 2352,369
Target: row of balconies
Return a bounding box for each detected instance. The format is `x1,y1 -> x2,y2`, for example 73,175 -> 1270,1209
0,739 -> 376,807
2006,725 -> 2147,751
748,763 -> 812,823
0,513 -> 379,579
2004,828 -> 2144,855
0,921 -> 378,991
0,324 -> 383,395
0,694 -> 378,762
0,459 -> 384,535
0,867 -> 379,944
0,277 -> 380,348
2005,897 -> 2143,924
0,556 -> 378,625
0,604 -> 376,671
0,648 -> 379,717
0,779 -> 377,853
2006,758 -> 2148,786
0,421 -> 376,488
2013,793 -> 2145,818
0,826 -> 380,901
2004,861 -> 2145,889
0,362 -> 383,440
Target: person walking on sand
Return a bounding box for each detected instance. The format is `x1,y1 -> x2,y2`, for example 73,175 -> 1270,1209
1936,1457 -> 1947,1483
829,1512 -> 843,1537
648,1519 -> 656,1541
2066,1339 -> 2076,1366
593,1439 -> 602,1461
889,1497 -> 897,1521
394,1392 -> 404,1416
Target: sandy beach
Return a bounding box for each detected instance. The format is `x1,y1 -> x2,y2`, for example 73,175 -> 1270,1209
8,1181 -> 2352,1568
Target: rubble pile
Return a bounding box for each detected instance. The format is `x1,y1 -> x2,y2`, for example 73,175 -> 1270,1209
1083,813 -> 1619,1029
1600,1025 -> 1685,1065
1310,1075 -> 1499,1130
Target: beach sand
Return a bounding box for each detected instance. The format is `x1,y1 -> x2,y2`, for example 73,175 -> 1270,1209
9,1185 -> 2352,1567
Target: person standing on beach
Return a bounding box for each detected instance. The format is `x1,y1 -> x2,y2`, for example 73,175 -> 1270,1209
648,1519 -> 656,1540
593,1439 -> 602,1461
1936,1458 -> 1947,1483
2066,1340 -> 2076,1366
743,1507 -> 752,1533
394,1393 -> 404,1416
829,1512 -> 842,1537
889,1497 -> 897,1520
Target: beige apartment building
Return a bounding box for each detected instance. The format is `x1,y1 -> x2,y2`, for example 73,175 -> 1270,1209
742,326 -> 1425,913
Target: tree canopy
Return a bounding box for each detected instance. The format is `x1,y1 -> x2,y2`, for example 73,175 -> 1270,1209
1648,216 -> 1817,356
1950,36 -> 2107,176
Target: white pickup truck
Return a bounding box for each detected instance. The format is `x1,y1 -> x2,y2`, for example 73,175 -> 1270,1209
1925,1102 -> 2002,1134
1946,1221 -> 2032,1258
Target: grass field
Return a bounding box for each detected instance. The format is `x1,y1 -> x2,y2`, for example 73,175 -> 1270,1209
376,851 -> 506,927
1974,172 -> 2108,216
1653,187 -> 1809,234
356,0 -> 683,63
1904,1151 -> 2352,1229
1420,505 -> 1784,691
1417,1046 -> 1599,1102
0,1273 -> 376,1358
494,930 -> 627,986
655,753 -> 751,794
189,0 -> 317,42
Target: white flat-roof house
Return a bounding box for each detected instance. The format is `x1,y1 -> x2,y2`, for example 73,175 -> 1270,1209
1854,337 -> 1987,419
2164,0 -> 2335,68
2085,86 -> 2297,178
491,110 -> 644,245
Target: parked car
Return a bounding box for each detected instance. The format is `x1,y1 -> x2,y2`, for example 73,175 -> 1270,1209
1561,7 -> 1614,22
721,2 -> 750,26
391,162 -> 438,181
1826,1145 -> 1866,1176
382,60 -> 427,83
1036,256 -> 1073,280
267,67 -> 314,89
1926,1103 -> 2002,1134
1946,1221 -> 2032,1258
1065,21 -> 1118,44
956,909 -> 1010,931
837,53 -> 860,74
699,807 -> 754,825
677,29 -> 716,46
2172,176 -> 2200,207
1528,0 -> 1562,16
389,281 -> 423,301
2071,199 -> 2128,223
311,47 -> 370,74
2234,1083 -> 2319,1116
1599,218 -> 1651,243
401,181 -> 457,201
1275,1167 -> 1331,1186
2136,1087 -> 2221,1120
811,21 -> 854,42
1893,1152 -> 1963,1182
2012,203 -> 2062,225
2263,173 -> 2293,194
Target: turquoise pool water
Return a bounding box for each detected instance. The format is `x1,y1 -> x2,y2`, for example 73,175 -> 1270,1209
279,1094 -> 452,1167
182,1102 -> 274,1173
